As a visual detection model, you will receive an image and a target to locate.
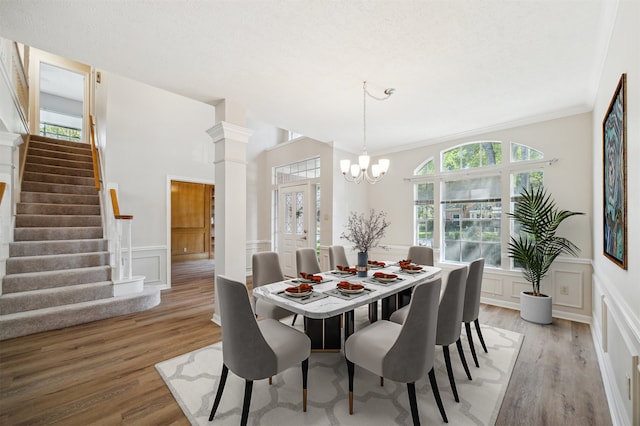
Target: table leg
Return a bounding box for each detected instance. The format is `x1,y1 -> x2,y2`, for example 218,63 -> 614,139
368,301 -> 378,323
305,316 -> 341,352
381,295 -> 397,320
344,310 -> 355,340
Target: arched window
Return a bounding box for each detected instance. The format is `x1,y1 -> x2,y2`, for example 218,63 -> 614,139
441,141 -> 502,171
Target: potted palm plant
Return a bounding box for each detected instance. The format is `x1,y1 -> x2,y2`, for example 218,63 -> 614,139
507,185 -> 583,324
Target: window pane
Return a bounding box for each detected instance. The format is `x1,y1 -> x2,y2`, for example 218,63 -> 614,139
414,183 -> 434,247
511,143 -> 543,162
442,178 -> 501,266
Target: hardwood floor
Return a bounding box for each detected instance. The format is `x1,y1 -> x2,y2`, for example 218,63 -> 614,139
0,260 -> 611,425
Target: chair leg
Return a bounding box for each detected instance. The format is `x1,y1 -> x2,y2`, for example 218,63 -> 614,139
240,380 -> 253,426
208,364 -> 229,421
347,360 -> 355,414
456,338 -> 473,380
474,319 -> 488,353
301,358 -> 308,412
407,382 -> 421,426
443,346 -> 459,403
428,368 -> 448,423
465,322 -> 480,368
292,314 -> 298,326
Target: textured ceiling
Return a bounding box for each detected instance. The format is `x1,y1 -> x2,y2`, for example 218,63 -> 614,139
0,1 -> 618,154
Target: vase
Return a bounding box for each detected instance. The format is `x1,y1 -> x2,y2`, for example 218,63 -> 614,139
356,251 -> 368,277
520,291 -> 552,324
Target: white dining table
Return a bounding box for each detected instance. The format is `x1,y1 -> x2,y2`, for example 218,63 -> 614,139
253,263 -> 441,350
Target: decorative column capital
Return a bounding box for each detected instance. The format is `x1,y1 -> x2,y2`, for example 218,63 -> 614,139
206,121 -> 253,145
0,132 -> 23,148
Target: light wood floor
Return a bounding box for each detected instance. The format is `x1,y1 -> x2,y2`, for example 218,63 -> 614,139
0,260 -> 611,425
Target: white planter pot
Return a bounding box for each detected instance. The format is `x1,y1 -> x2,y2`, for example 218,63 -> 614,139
519,291 -> 552,324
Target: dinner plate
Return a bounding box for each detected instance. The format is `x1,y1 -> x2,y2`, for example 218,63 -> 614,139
401,268 -> 423,274
338,287 -> 365,294
285,290 -> 312,297
374,276 -> 398,283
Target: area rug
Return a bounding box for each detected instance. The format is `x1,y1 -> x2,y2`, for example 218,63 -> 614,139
156,316 -> 523,426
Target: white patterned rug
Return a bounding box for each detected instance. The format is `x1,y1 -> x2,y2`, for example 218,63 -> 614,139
156,315 -> 523,426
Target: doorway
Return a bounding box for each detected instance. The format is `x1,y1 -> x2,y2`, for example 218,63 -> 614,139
28,48 -> 91,142
170,180 -> 215,263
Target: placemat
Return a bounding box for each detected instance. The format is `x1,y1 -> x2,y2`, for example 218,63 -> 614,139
325,287 -> 376,301
395,268 -> 427,276
273,290 -> 329,304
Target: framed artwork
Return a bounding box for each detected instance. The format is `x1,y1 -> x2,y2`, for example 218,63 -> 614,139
602,73 -> 627,269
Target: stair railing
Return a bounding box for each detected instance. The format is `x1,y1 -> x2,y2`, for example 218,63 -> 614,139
109,188 -> 134,280
89,115 -> 101,191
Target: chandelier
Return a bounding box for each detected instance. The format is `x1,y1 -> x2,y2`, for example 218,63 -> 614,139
340,81 -> 394,184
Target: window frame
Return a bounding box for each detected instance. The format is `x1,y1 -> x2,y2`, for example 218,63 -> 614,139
411,141 -> 550,270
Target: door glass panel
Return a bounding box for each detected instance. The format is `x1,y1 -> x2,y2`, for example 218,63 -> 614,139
295,191 -> 304,234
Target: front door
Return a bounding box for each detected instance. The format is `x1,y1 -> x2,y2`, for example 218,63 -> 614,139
278,183 -> 313,277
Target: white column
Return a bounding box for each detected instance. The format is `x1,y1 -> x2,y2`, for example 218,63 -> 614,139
0,131 -> 23,295
207,121 -> 253,325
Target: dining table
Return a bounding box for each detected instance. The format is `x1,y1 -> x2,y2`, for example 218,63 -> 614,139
252,262 -> 441,351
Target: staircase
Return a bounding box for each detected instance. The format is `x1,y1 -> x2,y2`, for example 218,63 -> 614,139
0,135 -> 160,341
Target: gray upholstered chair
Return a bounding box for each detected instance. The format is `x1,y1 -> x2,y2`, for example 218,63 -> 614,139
390,265 -> 471,403
407,245 -> 434,266
329,245 -> 349,270
434,266 -> 471,402
252,252 -> 294,321
209,275 -> 311,426
345,278 -> 448,425
296,247 -> 322,275
462,258 -> 487,368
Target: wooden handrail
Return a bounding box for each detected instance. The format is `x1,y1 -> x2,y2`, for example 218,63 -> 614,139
89,115 -> 101,191
0,182 -> 6,205
109,188 -> 133,220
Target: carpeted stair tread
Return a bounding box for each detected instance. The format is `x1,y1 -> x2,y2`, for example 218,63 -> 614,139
23,171 -> 95,187
28,140 -> 92,156
29,134 -> 92,149
14,226 -> 103,241
20,191 -> 99,205
6,251 -> 110,274
9,239 -> 108,257
24,162 -> 95,178
25,154 -> 95,171
2,266 -> 111,293
16,214 -> 101,228
17,202 -> 101,216
0,281 -> 114,315
21,181 -> 97,196
0,289 -> 161,341
27,147 -> 92,163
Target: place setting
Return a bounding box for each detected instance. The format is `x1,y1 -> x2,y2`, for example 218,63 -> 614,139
328,265 -> 357,277
296,271 -> 333,284
325,280 -> 375,300
395,259 -> 427,275
274,282 -> 329,304
365,271 -> 405,286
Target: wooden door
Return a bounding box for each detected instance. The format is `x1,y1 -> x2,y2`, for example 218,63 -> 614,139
171,181 -> 213,262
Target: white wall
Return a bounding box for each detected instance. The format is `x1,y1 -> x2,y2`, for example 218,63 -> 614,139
97,72 -> 216,287
590,1 -> 640,424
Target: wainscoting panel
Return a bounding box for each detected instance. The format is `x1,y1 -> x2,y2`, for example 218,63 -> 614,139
592,274 -> 640,426
552,269 -> 584,309
132,246 -> 167,288
480,276 -> 504,296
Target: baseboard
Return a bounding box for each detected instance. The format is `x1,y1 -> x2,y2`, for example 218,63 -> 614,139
480,296 -> 592,324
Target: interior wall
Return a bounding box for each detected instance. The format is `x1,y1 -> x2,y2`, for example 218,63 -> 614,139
589,1 -> 640,424
97,72 -> 216,287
